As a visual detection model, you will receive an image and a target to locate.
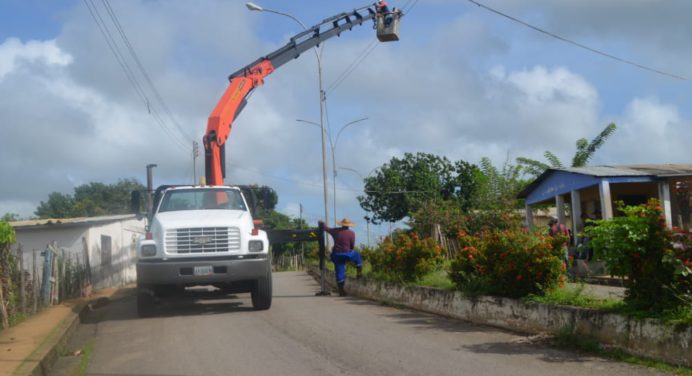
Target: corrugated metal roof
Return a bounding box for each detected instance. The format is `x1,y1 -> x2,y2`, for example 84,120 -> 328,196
518,163 -> 692,200
563,164 -> 692,177
10,214 -> 137,230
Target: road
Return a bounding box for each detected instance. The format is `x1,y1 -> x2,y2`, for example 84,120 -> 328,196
74,271 -> 666,376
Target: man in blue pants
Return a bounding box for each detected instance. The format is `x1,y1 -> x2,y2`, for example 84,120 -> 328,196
320,218 -> 363,296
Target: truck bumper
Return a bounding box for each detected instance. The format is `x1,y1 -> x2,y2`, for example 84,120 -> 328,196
136,254 -> 270,286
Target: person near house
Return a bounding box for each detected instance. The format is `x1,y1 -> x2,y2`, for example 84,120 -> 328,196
548,217 -> 571,272
577,213 -> 596,260
320,218 -> 363,296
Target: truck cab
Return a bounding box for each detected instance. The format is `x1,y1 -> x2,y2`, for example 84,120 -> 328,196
134,185 -> 271,316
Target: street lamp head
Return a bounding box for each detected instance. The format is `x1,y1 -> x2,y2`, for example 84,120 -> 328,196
245,2 -> 263,11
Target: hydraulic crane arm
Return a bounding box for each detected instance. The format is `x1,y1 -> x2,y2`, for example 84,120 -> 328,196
204,6 -> 377,186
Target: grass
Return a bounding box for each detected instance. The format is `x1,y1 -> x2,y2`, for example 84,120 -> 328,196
554,329 -> 692,375
417,269 -> 455,290
612,304 -> 692,326
76,339 -> 95,376
524,284 -> 624,311
525,284 -> 692,326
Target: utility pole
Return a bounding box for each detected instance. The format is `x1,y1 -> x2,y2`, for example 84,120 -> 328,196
364,216 -> 371,249
146,164 -> 157,213
300,203 -> 305,263
192,141 -> 199,185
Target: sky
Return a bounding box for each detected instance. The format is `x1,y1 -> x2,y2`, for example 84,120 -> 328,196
1,0 -> 691,245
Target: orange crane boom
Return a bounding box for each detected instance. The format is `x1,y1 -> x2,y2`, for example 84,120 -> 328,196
203,4 -> 402,186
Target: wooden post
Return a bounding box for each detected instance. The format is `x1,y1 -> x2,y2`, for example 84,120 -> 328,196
51,242 -> 59,305
18,244 -> 25,315
0,273 -> 8,329
32,249 -> 37,314
82,237 -> 92,297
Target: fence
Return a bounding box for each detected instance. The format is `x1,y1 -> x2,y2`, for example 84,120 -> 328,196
0,241 -> 95,330
273,252 -> 306,271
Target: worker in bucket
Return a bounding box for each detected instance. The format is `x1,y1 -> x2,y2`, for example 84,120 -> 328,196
376,0 -> 394,27
320,218 -> 363,296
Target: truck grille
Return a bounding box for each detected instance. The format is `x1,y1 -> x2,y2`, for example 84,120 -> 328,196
165,227 -> 241,253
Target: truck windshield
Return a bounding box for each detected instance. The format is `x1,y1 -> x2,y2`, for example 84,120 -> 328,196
158,189 -> 247,212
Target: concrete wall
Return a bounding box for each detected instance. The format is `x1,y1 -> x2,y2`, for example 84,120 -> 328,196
314,269 -> 691,367
84,219 -> 141,289
11,217 -> 144,291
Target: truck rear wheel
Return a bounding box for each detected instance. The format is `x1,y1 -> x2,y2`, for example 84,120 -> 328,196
251,271 -> 272,310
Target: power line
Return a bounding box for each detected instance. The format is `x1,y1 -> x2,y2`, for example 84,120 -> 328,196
82,0 -> 191,151
102,0 -> 193,141
326,0 -> 419,95
466,0 -> 691,82
326,40 -> 378,95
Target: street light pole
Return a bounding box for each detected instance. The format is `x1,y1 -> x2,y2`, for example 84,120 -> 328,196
298,117 -> 367,225
247,2 -> 331,295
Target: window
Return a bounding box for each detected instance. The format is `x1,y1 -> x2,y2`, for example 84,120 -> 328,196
159,189 -> 247,212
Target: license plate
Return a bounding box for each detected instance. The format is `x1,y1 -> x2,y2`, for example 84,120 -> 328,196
193,266 -> 213,276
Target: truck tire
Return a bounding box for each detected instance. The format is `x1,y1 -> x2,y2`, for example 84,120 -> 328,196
251,270 -> 272,310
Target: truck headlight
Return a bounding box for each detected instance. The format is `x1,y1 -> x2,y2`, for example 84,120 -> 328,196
248,240 -> 264,252
141,244 -> 157,257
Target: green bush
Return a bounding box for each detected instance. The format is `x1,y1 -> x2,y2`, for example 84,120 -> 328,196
586,199 -> 691,310
364,232 -> 445,283
450,228 -> 565,298
409,201 -> 524,239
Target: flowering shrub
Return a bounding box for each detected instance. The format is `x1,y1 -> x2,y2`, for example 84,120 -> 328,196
364,232 -> 445,283
450,228 -> 565,298
586,199 -> 691,310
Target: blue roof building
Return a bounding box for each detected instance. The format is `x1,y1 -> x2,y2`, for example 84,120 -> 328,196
517,164 -> 692,244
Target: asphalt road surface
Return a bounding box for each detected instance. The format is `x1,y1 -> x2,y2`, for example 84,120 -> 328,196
75,271 -> 668,376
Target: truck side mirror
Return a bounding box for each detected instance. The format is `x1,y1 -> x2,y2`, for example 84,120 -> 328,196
130,191 -> 143,219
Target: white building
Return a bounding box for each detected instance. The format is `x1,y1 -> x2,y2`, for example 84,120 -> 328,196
10,215 -> 145,290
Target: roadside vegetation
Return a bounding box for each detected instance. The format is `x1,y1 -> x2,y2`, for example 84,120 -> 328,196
348,125 -> 689,328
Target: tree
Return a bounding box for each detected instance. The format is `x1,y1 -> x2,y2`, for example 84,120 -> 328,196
474,157 -> 528,210
34,179 -> 145,218
35,192 -> 74,219
358,152 -> 480,224
1,213 -> 19,222
517,122 -> 617,179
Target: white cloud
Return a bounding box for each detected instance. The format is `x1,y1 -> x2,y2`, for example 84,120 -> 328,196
0,38 -> 72,80
607,97 -> 691,164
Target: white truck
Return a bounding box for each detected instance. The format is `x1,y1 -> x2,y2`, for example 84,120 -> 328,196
133,185 -> 271,316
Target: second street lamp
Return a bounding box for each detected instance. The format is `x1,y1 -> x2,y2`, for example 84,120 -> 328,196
297,117 -> 367,226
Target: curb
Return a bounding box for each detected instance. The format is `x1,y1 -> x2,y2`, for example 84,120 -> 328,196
12,303 -> 87,376
12,288 -> 128,376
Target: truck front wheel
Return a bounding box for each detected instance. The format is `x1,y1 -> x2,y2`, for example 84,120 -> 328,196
251,271 -> 272,310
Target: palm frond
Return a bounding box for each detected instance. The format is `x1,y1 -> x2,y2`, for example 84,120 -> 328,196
516,157 -> 550,178
544,151 -> 564,168
573,122 -> 617,167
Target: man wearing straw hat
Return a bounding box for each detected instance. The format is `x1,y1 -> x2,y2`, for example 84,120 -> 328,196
319,218 -> 363,296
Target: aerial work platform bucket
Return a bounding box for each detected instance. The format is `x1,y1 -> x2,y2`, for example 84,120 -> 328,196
376,12 -> 401,42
